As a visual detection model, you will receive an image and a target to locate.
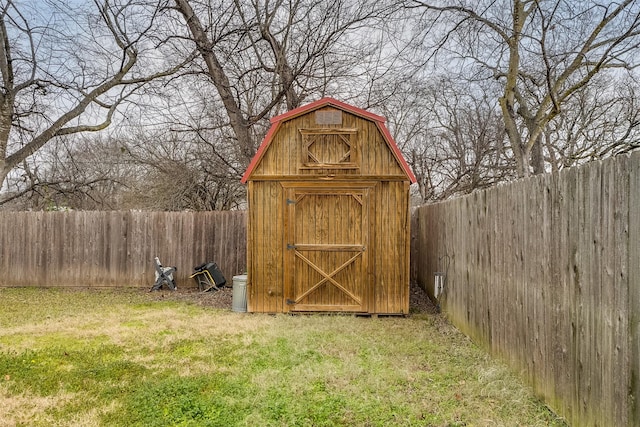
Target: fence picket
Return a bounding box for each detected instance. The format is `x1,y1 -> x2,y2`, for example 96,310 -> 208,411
412,154 -> 639,427
0,211 -> 247,288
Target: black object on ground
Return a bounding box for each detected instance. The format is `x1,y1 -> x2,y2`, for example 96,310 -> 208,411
190,262 -> 226,292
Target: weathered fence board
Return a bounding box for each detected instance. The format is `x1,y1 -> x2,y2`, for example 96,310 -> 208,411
629,151 -> 640,424
0,211 -> 246,289
412,152 -> 639,427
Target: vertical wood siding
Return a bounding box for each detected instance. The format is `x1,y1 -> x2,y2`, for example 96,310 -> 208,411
251,108 -> 405,179
247,181 -> 284,313
246,106 -> 411,314
372,181 -> 410,314
0,211 -> 246,289
412,151 -> 640,427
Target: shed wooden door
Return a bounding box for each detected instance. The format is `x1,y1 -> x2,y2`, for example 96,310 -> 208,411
284,186 -> 371,312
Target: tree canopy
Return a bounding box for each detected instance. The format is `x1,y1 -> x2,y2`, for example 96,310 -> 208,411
1,0 -> 638,210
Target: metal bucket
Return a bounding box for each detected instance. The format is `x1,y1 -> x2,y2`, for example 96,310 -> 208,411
232,274 -> 247,312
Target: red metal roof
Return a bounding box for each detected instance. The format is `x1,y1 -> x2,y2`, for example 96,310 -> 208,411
240,97 -> 417,184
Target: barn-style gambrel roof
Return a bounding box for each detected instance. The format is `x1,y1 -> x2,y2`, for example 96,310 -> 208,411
241,97 -> 417,183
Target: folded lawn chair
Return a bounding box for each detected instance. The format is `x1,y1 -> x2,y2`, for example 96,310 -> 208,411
150,256 -> 177,291
190,262 -> 226,292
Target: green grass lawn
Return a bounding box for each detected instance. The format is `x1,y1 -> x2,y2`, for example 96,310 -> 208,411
0,288 -> 566,427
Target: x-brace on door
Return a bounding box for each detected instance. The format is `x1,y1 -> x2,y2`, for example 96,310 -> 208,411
283,184 -> 372,312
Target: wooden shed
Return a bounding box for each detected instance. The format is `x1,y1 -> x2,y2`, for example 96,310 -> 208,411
241,98 -> 416,314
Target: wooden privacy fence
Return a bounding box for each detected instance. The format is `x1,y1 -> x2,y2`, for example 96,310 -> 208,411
412,151 -> 640,427
0,210 -> 246,289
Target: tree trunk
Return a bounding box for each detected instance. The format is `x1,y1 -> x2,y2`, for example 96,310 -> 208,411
530,134 -> 544,175
0,162 -> 8,193
174,0 -> 255,166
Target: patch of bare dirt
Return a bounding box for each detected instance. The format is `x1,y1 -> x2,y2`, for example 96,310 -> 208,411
149,282 -> 438,315
147,285 -> 233,309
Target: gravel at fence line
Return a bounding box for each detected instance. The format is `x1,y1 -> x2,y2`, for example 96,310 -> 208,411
148,282 -> 438,315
